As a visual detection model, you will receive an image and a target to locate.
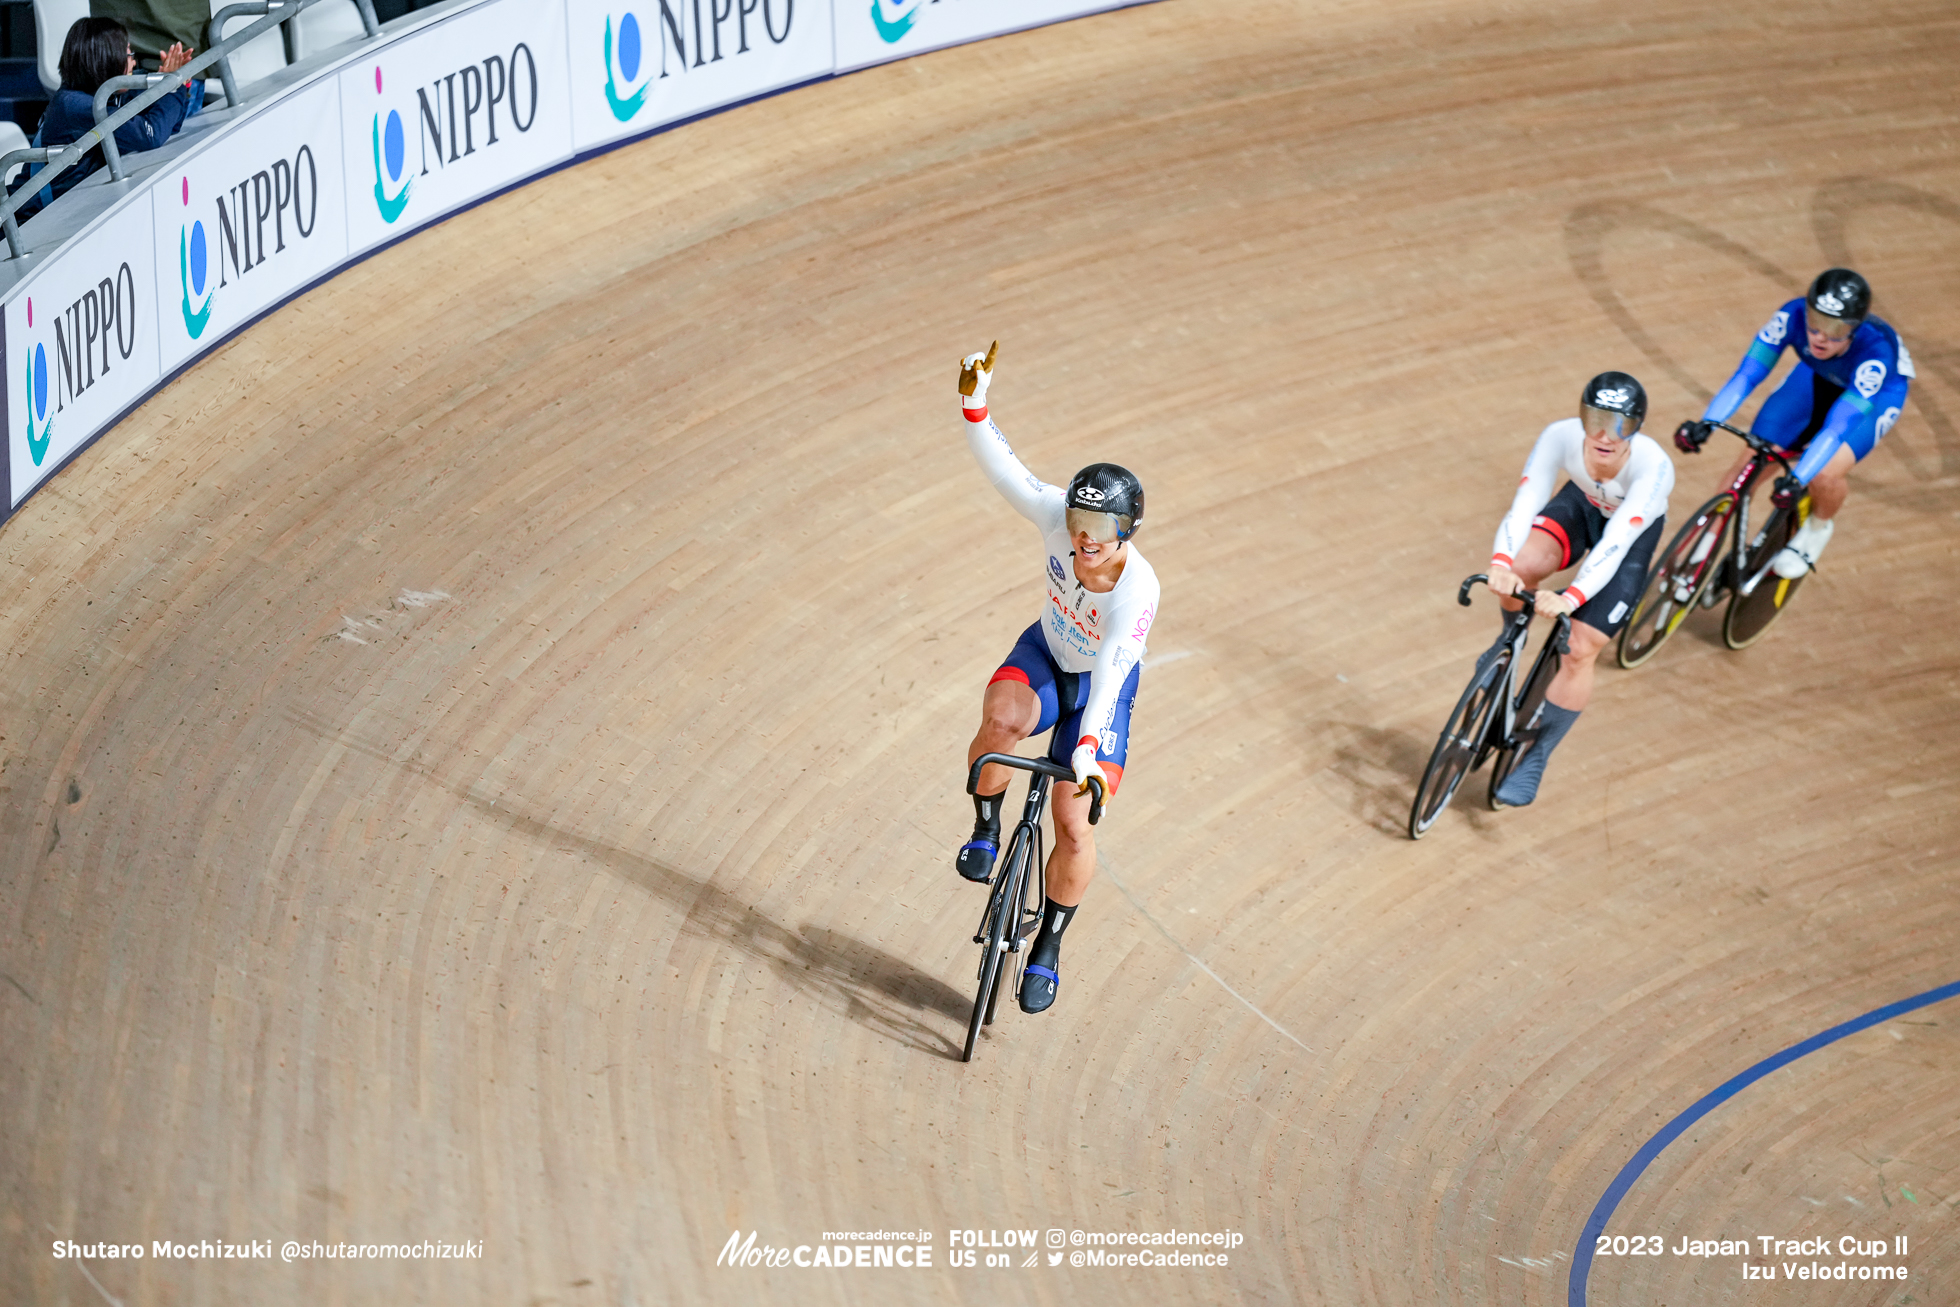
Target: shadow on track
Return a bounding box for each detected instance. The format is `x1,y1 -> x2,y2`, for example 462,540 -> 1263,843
286,708 -> 973,1059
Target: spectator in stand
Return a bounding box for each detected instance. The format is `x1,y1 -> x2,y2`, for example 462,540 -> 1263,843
92,0 -> 210,112
11,19 -> 195,217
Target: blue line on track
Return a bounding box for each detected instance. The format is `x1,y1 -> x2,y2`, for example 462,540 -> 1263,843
1568,977 -> 1960,1306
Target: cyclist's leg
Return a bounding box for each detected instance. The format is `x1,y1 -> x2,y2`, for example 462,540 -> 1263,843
961,624 -> 1060,881
1737,363 -> 1825,478
1779,376 -> 1904,572
1495,515 -> 1661,806
1021,663 -> 1139,1013
1498,486 -> 1581,627
1794,385 -> 1897,532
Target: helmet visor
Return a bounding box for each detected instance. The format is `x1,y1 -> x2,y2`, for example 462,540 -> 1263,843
1580,404 -> 1637,440
1805,306 -> 1857,340
1067,507 -> 1130,543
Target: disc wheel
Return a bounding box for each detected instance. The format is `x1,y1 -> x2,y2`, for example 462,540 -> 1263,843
1617,493 -> 1735,669
962,836 -> 1022,1062
1489,640 -> 1560,807
1409,644 -> 1511,839
1723,503 -> 1806,649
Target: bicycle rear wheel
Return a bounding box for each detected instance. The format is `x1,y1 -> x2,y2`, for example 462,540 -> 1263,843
1618,493 -> 1735,669
1409,644 -> 1511,839
963,827 -> 1026,1062
1488,636 -> 1560,807
1723,503 -> 1806,649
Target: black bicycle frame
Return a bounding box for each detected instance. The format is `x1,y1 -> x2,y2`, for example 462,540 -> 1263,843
1705,420 -> 1797,599
960,750 -> 1105,1040
1459,574 -> 1571,757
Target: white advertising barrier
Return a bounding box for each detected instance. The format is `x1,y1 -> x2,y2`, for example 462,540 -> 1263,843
337,0 -> 574,254
0,0 -> 1162,518
834,0 -> 1133,71
566,0 -> 832,152
152,79 -> 349,375
5,199 -> 163,507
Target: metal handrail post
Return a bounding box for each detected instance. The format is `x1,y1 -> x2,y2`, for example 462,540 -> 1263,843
208,1 -> 289,111
353,0 -> 379,38
0,143 -> 90,259
0,148 -> 53,258
209,0 -> 316,111
90,74 -> 175,182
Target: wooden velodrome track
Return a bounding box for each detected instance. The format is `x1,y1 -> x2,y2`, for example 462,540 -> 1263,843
4,0 -> 1958,1302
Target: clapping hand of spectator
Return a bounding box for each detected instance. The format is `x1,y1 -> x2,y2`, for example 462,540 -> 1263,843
159,42 -> 194,82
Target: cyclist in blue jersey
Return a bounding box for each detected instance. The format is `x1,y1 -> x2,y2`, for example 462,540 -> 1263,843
1675,269 -> 1914,578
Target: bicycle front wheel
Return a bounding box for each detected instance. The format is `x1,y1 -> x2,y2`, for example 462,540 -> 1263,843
963,827 -> 1026,1062
1723,503 -> 1806,649
1409,644 -> 1511,839
1618,493 -> 1735,669
1489,636 -> 1561,807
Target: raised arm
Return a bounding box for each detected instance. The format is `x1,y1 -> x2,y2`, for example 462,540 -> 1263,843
958,344 -> 1062,525
1490,421 -> 1566,571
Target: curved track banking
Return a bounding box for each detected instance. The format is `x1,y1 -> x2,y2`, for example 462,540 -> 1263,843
4,0 -> 1958,1303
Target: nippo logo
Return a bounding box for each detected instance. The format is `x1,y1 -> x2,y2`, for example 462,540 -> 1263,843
370,66 -> 412,223
20,298 -> 52,467
604,0 -> 795,108
178,177 -> 214,339
870,0 -> 924,43
17,264 -> 140,468
604,11 -> 650,122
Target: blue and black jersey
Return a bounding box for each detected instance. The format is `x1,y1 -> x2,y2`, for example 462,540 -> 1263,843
1703,298 -> 1914,484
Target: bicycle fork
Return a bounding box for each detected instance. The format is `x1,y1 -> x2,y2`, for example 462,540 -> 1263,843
973,779 -> 1051,956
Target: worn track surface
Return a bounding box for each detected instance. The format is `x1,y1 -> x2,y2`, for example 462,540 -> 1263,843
4,0 -> 1957,1302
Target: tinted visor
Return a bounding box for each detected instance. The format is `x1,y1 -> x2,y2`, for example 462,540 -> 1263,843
1580,404 -> 1636,440
1805,306 -> 1857,340
1066,507 -> 1130,543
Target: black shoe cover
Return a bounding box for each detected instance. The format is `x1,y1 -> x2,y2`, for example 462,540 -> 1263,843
1019,963 -> 1059,1013
956,839 -> 997,883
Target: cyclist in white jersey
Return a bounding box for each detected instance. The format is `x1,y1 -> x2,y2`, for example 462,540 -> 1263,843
1484,372 -> 1673,807
954,344 -> 1160,1015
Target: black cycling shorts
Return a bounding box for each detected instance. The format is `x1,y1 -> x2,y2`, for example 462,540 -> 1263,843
1529,481 -> 1666,637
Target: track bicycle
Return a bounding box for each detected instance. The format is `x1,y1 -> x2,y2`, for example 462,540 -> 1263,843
959,743 -> 1104,1063
1408,575 -> 1573,840
1617,420 -> 1814,667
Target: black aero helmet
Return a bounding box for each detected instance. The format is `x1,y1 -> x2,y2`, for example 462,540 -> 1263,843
1806,268 -> 1870,332
1579,371 -> 1647,439
1065,463 -> 1145,542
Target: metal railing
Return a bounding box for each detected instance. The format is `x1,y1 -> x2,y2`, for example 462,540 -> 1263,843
0,0 -> 380,260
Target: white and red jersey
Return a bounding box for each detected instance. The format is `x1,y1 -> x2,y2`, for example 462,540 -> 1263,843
1491,418 -> 1674,606
961,396 -> 1159,751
